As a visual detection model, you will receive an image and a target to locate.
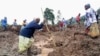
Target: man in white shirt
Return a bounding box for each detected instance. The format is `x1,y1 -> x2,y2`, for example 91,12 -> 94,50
84,4 -> 99,37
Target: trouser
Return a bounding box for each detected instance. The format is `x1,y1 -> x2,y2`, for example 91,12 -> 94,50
18,35 -> 34,54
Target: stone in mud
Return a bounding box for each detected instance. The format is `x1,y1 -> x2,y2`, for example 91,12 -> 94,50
55,41 -> 63,47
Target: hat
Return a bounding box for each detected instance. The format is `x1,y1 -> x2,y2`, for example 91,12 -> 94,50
85,4 -> 91,8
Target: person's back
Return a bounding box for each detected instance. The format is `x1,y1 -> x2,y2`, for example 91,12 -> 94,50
18,18 -> 45,54
20,19 -> 44,38
76,13 -> 81,24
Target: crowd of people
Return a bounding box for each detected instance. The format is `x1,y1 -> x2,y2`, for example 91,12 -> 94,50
0,17 -> 27,31
58,18 -> 67,31
0,3 -> 99,56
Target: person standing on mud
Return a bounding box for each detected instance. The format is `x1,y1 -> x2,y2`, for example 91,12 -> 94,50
84,4 -> 99,37
18,18 -> 46,55
1,17 -> 7,31
62,18 -> 67,30
58,21 -> 64,31
76,13 -> 81,25
12,19 -> 17,28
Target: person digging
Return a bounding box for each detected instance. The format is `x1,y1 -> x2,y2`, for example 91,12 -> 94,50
18,18 -> 46,56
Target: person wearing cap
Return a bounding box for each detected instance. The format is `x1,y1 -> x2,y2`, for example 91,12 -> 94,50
84,4 -> 99,37
18,18 -> 46,55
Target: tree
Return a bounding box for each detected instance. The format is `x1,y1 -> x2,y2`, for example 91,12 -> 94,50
44,8 -> 55,25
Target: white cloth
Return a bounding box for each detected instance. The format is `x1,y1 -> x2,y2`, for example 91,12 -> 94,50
84,8 -> 97,28
85,8 -> 97,23
84,20 -> 91,28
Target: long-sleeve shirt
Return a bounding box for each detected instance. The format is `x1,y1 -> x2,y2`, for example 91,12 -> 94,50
84,8 -> 97,28
1,19 -> 7,26
19,21 -> 44,38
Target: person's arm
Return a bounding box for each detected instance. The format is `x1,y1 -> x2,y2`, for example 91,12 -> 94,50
33,23 -> 44,29
34,19 -> 47,29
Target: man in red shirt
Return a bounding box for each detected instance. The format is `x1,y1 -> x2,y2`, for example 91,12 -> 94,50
58,21 -> 64,31
76,13 -> 81,24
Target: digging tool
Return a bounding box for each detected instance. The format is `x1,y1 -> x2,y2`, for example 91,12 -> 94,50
41,8 -> 56,47
41,8 -> 50,32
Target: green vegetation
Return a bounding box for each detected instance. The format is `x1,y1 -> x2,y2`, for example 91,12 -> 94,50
44,8 -> 55,25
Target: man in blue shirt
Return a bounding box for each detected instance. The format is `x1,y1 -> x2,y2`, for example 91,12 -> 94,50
1,17 -> 7,31
18,18 -> 46,55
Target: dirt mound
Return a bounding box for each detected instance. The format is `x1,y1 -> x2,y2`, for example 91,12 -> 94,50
0,31 -> 44,56
47,27 -> 100,56
0,25 -> 21,35
48,37 -> 100,56
0,31 -> 18,56
0,24 -> 100,56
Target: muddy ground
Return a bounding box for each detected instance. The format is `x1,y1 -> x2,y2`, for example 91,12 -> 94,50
0,24 -> 100,56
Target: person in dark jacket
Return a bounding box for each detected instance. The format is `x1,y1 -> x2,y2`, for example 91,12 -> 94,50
18,18 -> 46,55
